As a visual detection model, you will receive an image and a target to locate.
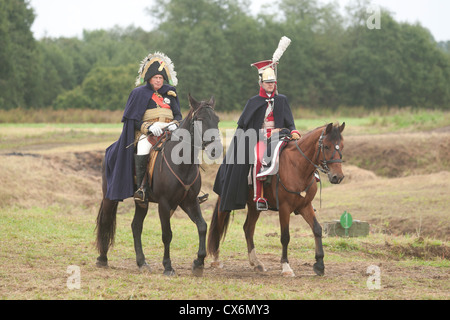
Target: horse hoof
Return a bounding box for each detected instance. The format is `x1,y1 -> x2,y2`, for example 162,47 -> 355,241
163,269 -> 176,277
282,271 -> 295,277
192,260 -> 204,277
254,265 -> 267,272
96,258 -> 108,268
281,263 -> 295,277
313,263 -> 325,276
211,261 -> 224,269
139,263 -> 151,273
192,266 -> 204,277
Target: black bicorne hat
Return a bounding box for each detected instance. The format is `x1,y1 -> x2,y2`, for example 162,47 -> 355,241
135,52 -> 178,87
144,61 -> 169,83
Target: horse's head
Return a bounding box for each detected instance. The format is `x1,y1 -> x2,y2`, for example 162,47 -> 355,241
188,94 -> 221,155
318,122 -> 345,184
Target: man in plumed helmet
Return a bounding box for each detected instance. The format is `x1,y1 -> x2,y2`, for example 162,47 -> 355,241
104,52 -> 182,203
213,37 -> 301,211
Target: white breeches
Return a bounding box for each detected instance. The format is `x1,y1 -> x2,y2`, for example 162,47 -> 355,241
137,134 -> 152,155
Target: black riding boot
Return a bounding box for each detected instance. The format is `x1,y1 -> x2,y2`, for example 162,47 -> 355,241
133,154 -> 149,203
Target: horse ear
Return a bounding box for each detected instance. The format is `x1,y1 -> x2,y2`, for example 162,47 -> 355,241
188,93 -> 199,109
209,96 -> 216,108
339,122 -> 346,133
325,123 -> 333,134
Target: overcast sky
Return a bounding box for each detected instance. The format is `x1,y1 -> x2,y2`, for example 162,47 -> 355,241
30,0 -> 450,42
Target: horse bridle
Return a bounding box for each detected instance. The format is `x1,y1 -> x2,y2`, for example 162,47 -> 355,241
275,128 -> 343,210
294,128 -> 343,175
190,104 -> 216,150
316,130 -> 343,173
161,103 -> 215,202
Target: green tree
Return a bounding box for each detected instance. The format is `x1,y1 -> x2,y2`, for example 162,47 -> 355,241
13,0 -> 448,112
150,0 -> 267,111
342,4 -> 450,109
54,64 -> 136,110
0,0 -> 40,109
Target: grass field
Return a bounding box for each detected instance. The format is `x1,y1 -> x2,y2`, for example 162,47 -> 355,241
1,204 -> 448,300
0,108 -> 449,300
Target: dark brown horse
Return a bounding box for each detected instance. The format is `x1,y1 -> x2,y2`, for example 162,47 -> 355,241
207,123 -> 345,277
96,94 -> 220,276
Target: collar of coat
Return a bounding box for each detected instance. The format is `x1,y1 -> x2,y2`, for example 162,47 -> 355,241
259,85 -> 277,99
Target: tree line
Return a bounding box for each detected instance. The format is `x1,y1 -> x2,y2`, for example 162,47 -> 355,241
1,0 -> 449,112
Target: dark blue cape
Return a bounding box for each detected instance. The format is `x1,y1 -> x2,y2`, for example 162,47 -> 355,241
213,94 -> 296,211
104,83 -> 180,201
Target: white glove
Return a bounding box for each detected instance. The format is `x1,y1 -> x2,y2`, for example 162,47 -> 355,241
167,123 -> 178,132
149,124 -> 163,137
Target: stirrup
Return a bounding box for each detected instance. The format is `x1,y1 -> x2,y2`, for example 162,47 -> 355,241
198,193 -> 209,204
134,188 -> 147,203
256,198 -> 269,211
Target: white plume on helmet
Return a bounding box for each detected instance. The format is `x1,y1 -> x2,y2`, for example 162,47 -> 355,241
251,36 -> 292,86
272,36 -> 291,63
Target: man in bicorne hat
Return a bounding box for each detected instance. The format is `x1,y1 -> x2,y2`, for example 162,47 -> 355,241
104,52 -> 182,203
213,37 -> 301,211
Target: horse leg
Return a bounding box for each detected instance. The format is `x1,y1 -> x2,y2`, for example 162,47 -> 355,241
244,202 -> 266,272
279,206 -> 295,277
131,201 -> 150,271
95,198 -> 118,268
180,200 -> 207,277
158,202 -> 175,276
300,203 -> 325,276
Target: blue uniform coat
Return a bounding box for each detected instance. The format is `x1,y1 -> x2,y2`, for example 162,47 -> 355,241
104,83 -> 181,201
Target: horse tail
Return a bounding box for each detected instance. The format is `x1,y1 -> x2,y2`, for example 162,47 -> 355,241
95,198 -> 118,254
207,197 -> 231,257
95,159 -> 118,257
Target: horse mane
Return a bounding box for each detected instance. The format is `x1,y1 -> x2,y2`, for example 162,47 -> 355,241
179,100 -> 214,129
178,108 -> 194,130
299,124 -> 327,143
303,125 -> 326,137
301,123 -> 342,142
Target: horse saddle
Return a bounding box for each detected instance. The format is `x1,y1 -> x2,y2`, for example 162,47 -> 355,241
248,133 -> 290,185
146,133 -> 169,189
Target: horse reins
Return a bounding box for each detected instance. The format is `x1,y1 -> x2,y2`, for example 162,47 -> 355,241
170,104 -> 215,151
191,104 -> 215,150
158,103 -> 214,202
294,128 -> 343,175
162,151 -> 200,202
275,128 -> 343,209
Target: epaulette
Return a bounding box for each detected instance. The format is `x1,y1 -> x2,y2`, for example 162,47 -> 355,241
167,90 -> 177,97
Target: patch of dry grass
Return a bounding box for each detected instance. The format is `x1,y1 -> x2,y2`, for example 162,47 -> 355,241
0,154 -> 102,213
315,169 -> 450,240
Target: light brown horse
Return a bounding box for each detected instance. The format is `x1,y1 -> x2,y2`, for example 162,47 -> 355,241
207,123 -> 345,277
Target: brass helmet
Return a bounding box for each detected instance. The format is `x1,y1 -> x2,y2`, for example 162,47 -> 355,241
261,64 -> 277,83
251,60 -> 277,83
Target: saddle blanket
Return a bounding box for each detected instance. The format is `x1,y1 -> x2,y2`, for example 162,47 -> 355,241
248,137 -> 289,185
